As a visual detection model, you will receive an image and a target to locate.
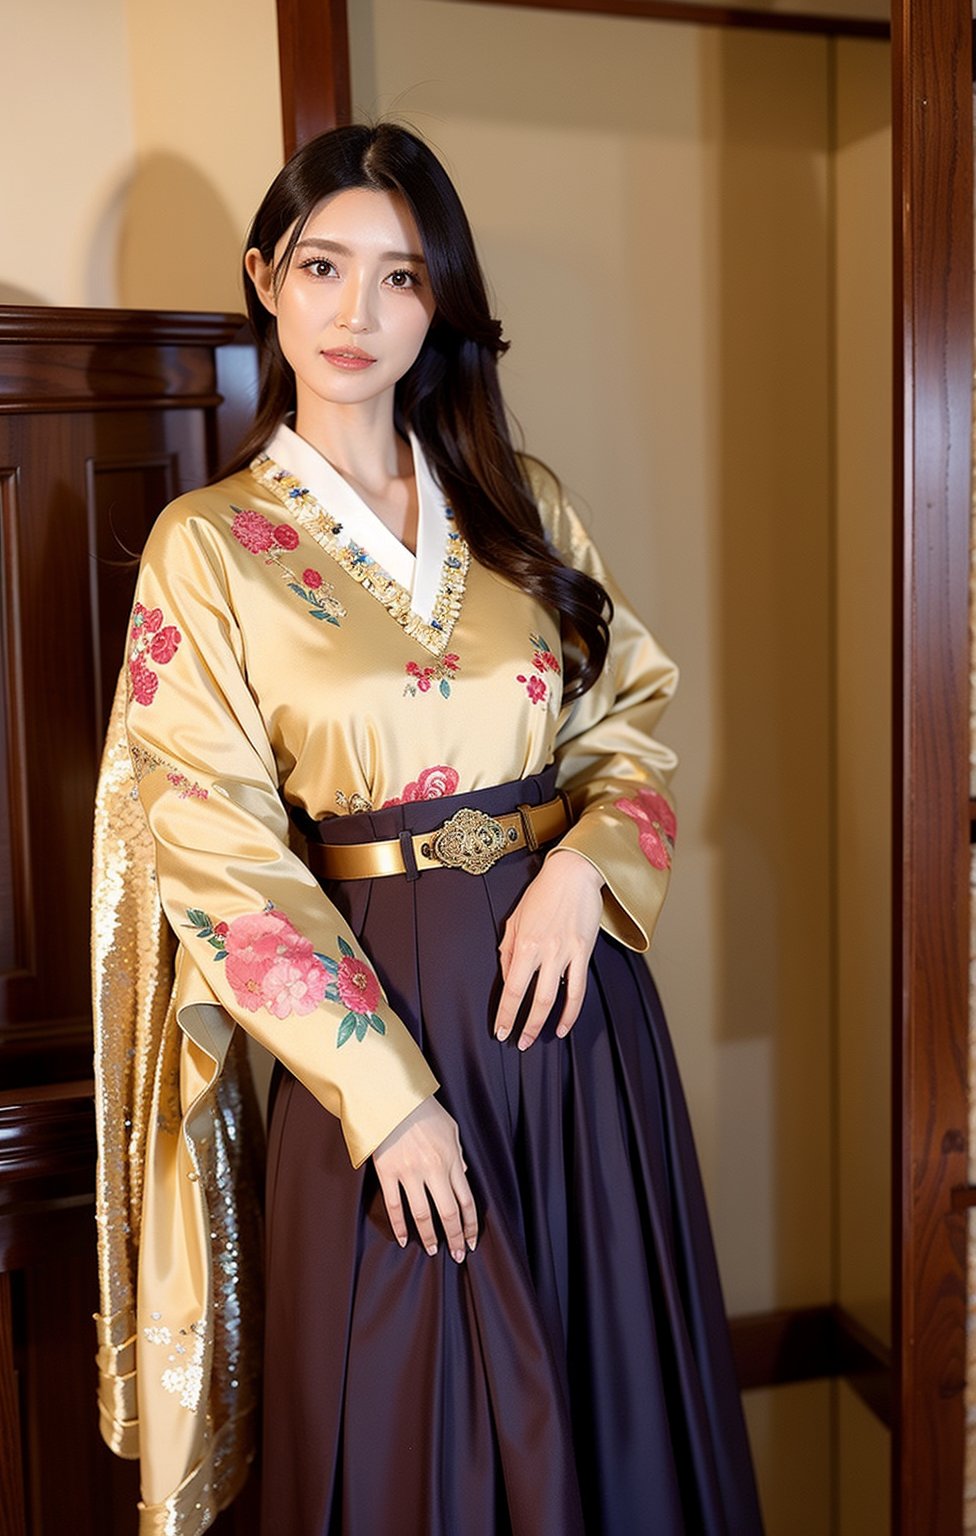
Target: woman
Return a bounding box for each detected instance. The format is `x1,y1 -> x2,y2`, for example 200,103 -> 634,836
93,123 -> 762,1534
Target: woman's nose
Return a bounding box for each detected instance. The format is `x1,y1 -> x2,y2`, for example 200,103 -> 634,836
335,273 -> 374,333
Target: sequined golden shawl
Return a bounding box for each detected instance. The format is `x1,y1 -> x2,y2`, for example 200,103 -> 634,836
92,670 -> 265,1532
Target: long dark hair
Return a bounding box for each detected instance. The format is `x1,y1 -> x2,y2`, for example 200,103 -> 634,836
224,123 -> 611,698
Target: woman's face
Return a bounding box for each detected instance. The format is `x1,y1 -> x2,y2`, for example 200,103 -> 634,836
246,186 -> 437,427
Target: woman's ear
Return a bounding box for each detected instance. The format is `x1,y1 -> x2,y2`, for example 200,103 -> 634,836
245,247 -> 277,315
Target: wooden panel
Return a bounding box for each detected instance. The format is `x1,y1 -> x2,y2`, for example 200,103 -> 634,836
0,469 -> 33,984
447,0 -> 889,38
0,1274 -> 26,1536
892,0 -> 973,1531
276,0 -> 351,158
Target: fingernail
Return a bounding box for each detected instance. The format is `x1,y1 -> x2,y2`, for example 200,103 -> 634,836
495,1029 -> 508,1042
467,1236 -> 477,1252
451,1249 -> 465,1264
426,1242 -> 438,1256
397,1235 -> 407,1248
556,1025 -> 567,1038
518,1037 -> 530,1051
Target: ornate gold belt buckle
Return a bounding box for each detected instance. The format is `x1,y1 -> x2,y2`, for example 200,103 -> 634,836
430,807 -> 510,875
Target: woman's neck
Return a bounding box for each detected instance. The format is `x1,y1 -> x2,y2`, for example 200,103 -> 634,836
292,396 -> 418,551
293,396 -> 407,497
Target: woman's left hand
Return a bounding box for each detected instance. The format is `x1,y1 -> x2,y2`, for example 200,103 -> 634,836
494,848 -> 604,1050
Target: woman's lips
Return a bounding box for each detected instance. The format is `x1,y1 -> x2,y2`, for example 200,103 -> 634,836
322,348 -> 376,370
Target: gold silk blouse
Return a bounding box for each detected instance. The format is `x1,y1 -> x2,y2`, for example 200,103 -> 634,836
92,427 -> 679,1532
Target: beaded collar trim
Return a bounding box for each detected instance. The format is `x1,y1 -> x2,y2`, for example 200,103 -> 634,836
249,453 -> 470,657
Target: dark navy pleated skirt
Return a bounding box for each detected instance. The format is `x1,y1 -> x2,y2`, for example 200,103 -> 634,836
261,769 -> 763,1535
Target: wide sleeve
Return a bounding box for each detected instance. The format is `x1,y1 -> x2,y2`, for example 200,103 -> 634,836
123,501 -> 438,1168
538,478 -> 679,954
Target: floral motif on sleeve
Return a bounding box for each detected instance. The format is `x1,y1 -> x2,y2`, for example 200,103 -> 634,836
515,631 -> 561,706
322,937 -> 387,1047
128,602 -> 182,706
184,903 -> 385,1046
403,652 -> 460,699
230,505 -> 346,624
382,765 -> 460,808
614,788 -> 677,871
129,742 -> 209,800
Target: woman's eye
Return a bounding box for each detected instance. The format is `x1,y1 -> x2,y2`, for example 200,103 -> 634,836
386,269 -> 421,290
299,258 -> 337,278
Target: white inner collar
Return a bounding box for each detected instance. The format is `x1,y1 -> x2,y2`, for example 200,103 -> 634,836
263,422 -> 447,623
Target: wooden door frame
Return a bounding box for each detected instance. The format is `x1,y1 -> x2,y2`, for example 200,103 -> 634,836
278,2 -> 976,1529
892,2 -> 973,1532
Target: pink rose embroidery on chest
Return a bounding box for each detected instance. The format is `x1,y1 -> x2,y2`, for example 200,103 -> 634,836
230,505 -> 346,624
403,652 -> 461,699
128,602 -> 182,706
184,903 -> 385,1047
615,787 -> 677,871
515,631 -> 561,706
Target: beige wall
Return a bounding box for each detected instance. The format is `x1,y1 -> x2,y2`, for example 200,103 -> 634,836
350,3 -> 890,1527
1,0 -> 135,304
1,0 -> 282,310
119,0 -> 283,310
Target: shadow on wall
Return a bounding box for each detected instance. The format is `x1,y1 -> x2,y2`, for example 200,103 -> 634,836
0,282 -> 47,304
114,152 -> 244,312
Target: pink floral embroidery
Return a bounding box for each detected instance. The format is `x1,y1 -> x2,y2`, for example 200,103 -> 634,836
336,953 -> 381,1015
615,788 -> 677,871
530,632 -> 561,673
382,765 -> 460,808
404,653 -> 460,700
221,908 -> 327,1018
184,906 -> 386,1047
150,626 -> 181,665
230,509 -> 276,553
229,504 -> 345,625
166,770 -> 209,801
322,936 -> 386,1047
516,632 -> 561,706
517,673 -> 548,705
128,601 -> 182,706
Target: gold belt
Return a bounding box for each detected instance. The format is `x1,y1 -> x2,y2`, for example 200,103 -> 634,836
306,793 -> 570,881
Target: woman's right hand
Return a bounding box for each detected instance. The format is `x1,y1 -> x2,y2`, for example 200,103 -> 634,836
372,1097 -> 478,1264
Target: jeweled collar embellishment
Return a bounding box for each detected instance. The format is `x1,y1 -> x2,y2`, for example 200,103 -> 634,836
249,454 -> 469,657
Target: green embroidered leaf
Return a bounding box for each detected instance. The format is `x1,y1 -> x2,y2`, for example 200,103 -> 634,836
324,614 -> 341,627
186,908 -> 210,929
213,949 -> 228,961
336,1013 -> 357,1048
198,927 -> 214,939
337,935 -> 355,958
355,1016 -> 368,1042
324,984 -> 340,1002
287,583 -> 306,598
321,955 -> 339,974
369,1014 -> 386,1035
439,679 -> 450,699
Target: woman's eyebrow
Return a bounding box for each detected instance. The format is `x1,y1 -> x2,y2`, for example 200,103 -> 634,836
295,237 -> 426,263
